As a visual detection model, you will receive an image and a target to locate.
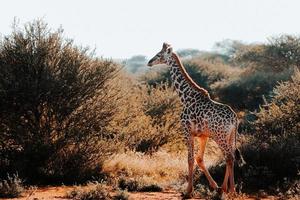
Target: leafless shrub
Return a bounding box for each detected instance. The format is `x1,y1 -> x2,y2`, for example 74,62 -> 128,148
67,182 -> 112,200
113,190 -> 129,200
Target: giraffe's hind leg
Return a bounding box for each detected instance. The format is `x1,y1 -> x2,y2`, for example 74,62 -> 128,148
228,128 -> 236,193
195,136 -> 218,190
229,154 -> 235,193
220,128 -> 236,193
222,153 -> 234,193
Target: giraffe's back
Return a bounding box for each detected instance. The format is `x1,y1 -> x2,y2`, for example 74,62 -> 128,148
187,97 -> 238,140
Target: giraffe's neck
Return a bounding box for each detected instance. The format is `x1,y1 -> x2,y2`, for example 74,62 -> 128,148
167,53 -> 210,104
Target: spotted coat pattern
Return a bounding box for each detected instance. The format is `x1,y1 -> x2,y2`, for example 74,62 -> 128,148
148,43 -> 239,195
166,55 -> 238,159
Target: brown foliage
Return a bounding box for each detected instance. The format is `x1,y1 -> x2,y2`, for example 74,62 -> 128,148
0,20 -> 121,183
255,68 -> 300,137
234,35 -> 300,72
109,77 -> 183,153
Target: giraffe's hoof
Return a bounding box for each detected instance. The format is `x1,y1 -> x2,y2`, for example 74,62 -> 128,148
221,185 -> 228,193
209,183 -> 219,191
229,188 -> 236,194
217,187 -> 223,195
181,191 -> 193,199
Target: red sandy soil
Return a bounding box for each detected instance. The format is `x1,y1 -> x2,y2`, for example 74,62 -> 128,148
1,186 -> 277,200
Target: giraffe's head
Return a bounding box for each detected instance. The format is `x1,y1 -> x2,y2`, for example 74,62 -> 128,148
147,43 -> 173,67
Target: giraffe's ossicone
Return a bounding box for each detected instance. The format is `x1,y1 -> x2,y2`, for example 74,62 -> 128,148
148,43 -> 245,197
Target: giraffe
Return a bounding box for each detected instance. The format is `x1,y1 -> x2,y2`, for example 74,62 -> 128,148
147,43 -> 244,197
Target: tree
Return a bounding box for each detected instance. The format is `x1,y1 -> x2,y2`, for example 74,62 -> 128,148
0,20 -> 120,183
235,35 -> 300,72
123,55 -> 147,74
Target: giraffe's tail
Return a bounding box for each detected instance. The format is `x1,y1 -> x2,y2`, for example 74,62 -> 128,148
235,148 -> 246,167
234,121 -> 246,167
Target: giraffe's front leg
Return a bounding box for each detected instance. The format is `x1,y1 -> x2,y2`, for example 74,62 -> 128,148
181,113 -> 195,197
186,134 -> 194,196
195,136 -> 219,190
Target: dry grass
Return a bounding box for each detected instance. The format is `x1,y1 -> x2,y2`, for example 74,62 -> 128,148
103,150 -> 186,188
66,182 -> 112,200
0,174 -> 24,198
102,141 -> 223,190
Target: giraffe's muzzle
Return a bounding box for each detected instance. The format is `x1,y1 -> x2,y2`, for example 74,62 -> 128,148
147,59 -> 154,67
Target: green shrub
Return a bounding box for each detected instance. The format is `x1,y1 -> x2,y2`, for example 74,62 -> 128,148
0,174 -> 24,198
212,68 -> 293,110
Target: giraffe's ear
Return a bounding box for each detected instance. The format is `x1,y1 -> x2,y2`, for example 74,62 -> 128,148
163,42 -> 170,49
166,46 -> 173,54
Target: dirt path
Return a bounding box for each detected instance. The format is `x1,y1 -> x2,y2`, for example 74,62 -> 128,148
4,186 -> 73,200
1,186 -> 277,200
2,186 -> 186,200
2,187 -> 187,200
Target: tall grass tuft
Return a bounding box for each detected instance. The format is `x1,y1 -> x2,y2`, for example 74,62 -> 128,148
0,174 -> 24,198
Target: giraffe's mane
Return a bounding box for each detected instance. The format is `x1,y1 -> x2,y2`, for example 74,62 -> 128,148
172,53 -> 210,98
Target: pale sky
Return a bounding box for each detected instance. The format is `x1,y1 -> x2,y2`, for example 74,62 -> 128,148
1,0 -> 300,59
